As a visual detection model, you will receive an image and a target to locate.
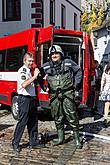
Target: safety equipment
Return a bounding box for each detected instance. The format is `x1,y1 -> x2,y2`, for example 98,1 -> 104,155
49,45 -> 64,57
53,129 -> 65,146
74,131 -> 82,149
43,58 -> 82,148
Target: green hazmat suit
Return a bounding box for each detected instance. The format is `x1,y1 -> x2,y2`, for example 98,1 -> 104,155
41,56 -> 82,148
48,73 -> 79,130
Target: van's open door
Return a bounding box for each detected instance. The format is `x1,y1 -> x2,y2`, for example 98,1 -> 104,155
38,25 -> 54,45
37,26 -> 54,109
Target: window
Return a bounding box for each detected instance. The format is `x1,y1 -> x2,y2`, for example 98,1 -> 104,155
0,52 -> 5,71
104,35 -> 107,44
74,13 -> 77,30
103,54 -> 108,60
5,46 -> 27,71
38,42 -> 50,66
93,37 -> 97,47
42,42 -> 51,64
50,0 -> 55,25
2,0 -> 21,21
53,35 -> 83,68
61,4 -> 66,29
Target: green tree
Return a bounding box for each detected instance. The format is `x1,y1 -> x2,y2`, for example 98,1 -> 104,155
91,4 -> 97,22
81,1 -> 107,33
81,12 -> 89,31
97,7 -> 105,26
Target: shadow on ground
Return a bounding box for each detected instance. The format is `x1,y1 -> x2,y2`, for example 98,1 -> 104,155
0,124 -> 14,131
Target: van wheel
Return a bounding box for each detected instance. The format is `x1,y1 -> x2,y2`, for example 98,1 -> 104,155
11,96 -> 19,120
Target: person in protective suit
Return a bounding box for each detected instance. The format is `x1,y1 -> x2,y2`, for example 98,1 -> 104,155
40,45 -> 82,149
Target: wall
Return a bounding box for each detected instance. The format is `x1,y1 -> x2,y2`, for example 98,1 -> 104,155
94,28 -> 110,66
44,0 -> 81,30
0,0 -> 81,37
0,0 -> 35,37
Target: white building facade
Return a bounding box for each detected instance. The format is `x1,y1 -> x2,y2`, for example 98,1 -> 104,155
93,21 -> 110,67
0,0 -> 81,37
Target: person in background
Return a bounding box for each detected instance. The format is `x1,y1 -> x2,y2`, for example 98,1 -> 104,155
92,60 -> 104,121
12,52 -> 44,152
93,60 -> 103,111
40,45 -> 82,149
99,62 -> 110,126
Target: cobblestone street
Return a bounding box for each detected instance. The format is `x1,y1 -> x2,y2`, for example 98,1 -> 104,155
0,109 -> 110,165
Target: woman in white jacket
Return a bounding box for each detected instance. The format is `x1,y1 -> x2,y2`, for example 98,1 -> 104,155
99,63 -> 110,125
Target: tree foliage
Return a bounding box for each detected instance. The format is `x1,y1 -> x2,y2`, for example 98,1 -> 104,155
91,4 -> 97,22
81,1 -> 107,33
97,7 -> 105,26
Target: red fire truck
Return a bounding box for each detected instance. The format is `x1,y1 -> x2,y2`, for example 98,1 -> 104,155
0,25 -> 95,119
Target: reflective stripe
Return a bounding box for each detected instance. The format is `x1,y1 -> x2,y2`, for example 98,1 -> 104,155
0,72 -> 17,81
44,66 -> 50,69
65,63 -> 71,66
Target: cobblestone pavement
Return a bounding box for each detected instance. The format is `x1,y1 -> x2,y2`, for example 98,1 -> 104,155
0,109 -> 110,165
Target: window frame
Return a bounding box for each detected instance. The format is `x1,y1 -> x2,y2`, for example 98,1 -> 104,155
74,12 -> 77,30
61,4 -> 66,29
3,46 -> 27,71
2,0 -> 21,22
50,0 -> 55,25
0,51 -> 5,71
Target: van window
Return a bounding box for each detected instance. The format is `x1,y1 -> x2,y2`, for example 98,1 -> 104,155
0,51 -> 5,71
5,46 -> 27,71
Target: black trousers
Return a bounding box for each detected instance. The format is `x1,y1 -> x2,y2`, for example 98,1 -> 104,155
12,95 -> 38,146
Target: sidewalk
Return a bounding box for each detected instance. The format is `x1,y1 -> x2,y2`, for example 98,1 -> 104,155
0,109 -> 110,165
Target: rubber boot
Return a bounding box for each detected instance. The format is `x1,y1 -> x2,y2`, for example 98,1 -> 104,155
74,131 -> 82,149
53,129 -> 65,146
